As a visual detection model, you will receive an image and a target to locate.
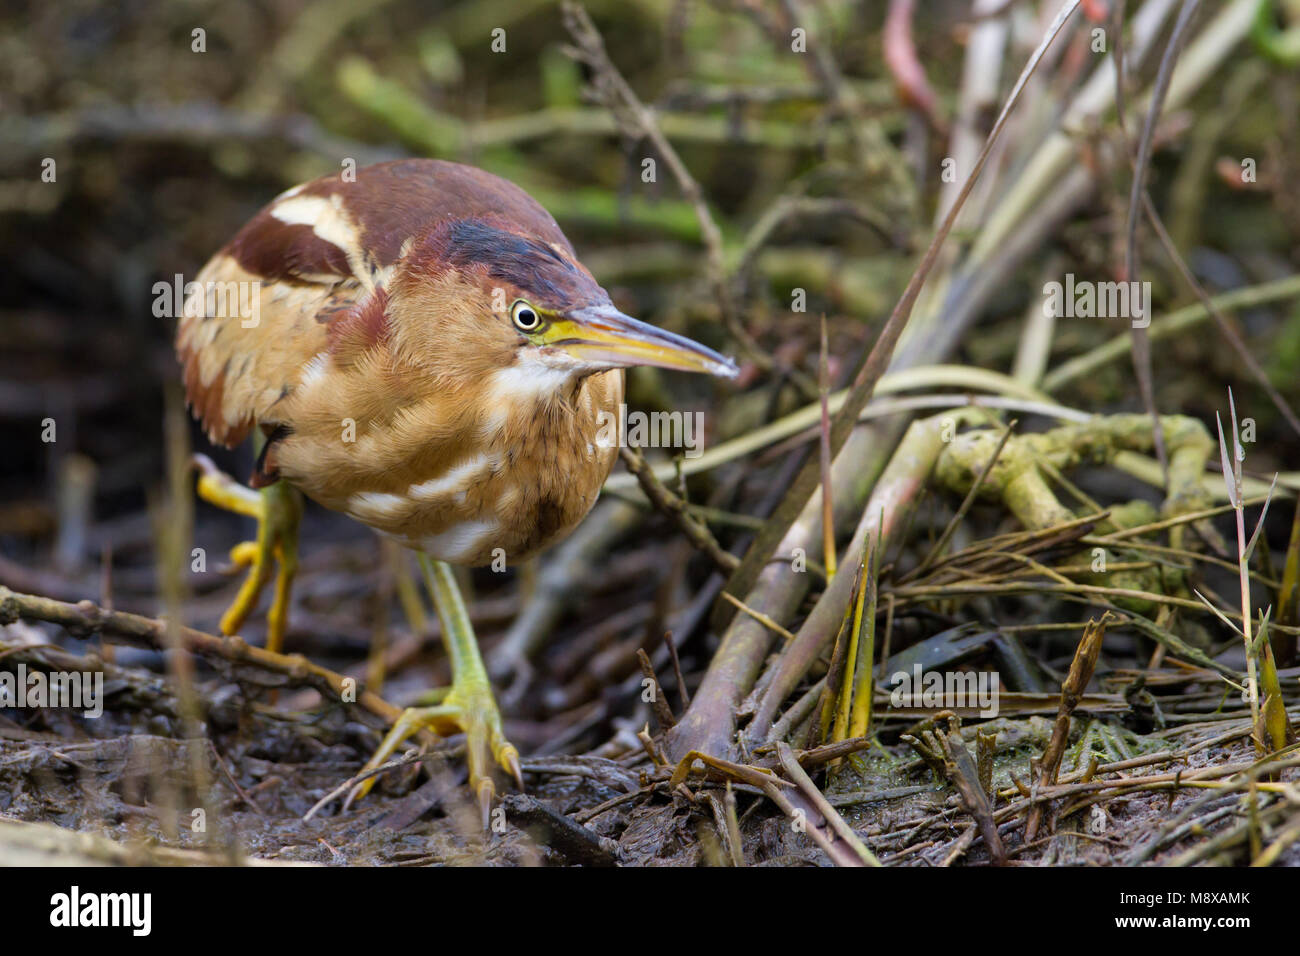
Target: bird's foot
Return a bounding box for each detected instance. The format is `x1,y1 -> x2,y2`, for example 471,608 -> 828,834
351,676 -> 523,825
192,453 -> 302,654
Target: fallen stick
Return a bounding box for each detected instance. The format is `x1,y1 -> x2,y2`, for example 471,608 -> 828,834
0,585 -> 403,726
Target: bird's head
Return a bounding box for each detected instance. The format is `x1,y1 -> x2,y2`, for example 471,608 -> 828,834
389,217 -> 737,390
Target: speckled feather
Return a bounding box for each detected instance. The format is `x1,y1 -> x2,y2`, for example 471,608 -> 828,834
176,159 -> 623,565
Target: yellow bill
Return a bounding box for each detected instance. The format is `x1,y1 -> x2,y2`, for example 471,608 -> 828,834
546,305 -> 738,378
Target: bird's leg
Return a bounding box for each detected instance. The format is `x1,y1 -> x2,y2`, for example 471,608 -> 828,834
352,554 -> 522,822
192,454 -> 302,654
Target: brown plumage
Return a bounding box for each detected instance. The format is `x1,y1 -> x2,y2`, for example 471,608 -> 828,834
177,159 -> 627,564
177,159 -> 737,806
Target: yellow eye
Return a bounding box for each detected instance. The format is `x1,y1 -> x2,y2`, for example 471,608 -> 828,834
510,300 -> 542,333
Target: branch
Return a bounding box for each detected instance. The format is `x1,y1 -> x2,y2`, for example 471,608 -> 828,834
0,586 -> 403,726
619,447 -> 738,575
560,1 -> 789,383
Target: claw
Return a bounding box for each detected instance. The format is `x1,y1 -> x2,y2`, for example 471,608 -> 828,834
502,745 -> 525,792
478,778 -> 495,831
348,556 -> 522,820
350,690 -> 522,819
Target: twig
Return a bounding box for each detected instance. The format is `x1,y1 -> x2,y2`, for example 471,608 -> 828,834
560,1 -> 778,377
669,749 -> 864,867
721,0 -> 1083,615
1025,614 -> 1110,842
663,631 -> 691,710
818,316 -> 836,578
0,586 -> 405,726
720,591 -> 797,643
1142,196 -> 1300,438
1042,275 -> 1300,392
746,415 -> 950,743
907,716 -> 1006,864
775,741 -> 880,865
619,446 -> 738,574
636,648 -> 677,730
303,752 -> 432,821
502,794 -> 625,866
914,419 -> 1017,575
1123,0 -> 1201,481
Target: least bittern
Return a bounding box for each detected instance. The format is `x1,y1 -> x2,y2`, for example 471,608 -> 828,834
175,159 -> 735,815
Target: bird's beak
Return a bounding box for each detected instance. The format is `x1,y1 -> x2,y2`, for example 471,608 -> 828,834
546,305 -> 739,378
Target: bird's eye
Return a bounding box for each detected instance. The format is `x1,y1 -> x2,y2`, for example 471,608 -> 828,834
510,300 -> 542,333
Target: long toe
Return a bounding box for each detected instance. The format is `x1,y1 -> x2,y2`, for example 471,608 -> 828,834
350,687 -> 522,827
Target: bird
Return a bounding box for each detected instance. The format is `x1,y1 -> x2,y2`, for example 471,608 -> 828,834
175,158 -> 736,817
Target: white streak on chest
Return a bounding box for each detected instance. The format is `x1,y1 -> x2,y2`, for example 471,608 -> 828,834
409,453 -> 495,503
479,363 -> 576,437
414,520 -> 498,563
345,491 -> 410,525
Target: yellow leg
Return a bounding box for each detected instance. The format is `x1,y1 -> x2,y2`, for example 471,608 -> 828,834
193,453 -> 301,654
352,554 -> 522,824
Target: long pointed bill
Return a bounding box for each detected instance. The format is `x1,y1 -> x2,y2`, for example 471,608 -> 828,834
546,305 -> 739,378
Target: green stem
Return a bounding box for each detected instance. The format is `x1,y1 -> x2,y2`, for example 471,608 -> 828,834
1042,275 -> 1300,393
